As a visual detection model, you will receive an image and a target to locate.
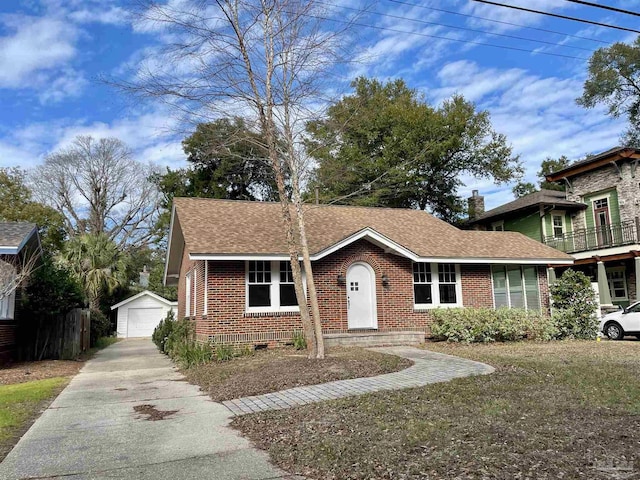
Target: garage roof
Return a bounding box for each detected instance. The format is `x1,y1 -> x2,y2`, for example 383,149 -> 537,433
111,290 -> 178,311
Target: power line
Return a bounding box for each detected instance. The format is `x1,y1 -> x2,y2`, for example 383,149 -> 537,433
469,0 -> 640,34
306,13 -> 588,60
384,0 -> 610,44
319,2 -> 596,53
563,0 -> 640,17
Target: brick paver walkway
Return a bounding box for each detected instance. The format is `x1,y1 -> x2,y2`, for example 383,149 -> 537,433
222,346 -> 494,416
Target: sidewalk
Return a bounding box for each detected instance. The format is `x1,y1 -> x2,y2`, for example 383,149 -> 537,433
222,346 -> 494,415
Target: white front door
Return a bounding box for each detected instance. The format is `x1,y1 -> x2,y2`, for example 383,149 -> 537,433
346,263 -> 377,329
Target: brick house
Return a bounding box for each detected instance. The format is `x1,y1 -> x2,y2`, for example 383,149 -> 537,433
164,198 -> 572,347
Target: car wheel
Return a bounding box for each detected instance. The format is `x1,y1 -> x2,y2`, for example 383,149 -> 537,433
604,322 -> 624,340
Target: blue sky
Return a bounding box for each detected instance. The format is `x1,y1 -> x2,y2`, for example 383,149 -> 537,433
0,0 -> 638,210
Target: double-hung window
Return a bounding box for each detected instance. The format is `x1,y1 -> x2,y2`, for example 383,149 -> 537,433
279,261 -> 298,307
413,263 -> 432,305
247,261 -> 272,307
413,263 -> 461,308
247,260 -> 300,312
552,214 -> 564,238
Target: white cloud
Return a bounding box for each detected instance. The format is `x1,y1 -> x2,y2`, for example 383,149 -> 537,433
432,59 -> 626,210
37,69 -> 88,104
0,108 -> 187,170
68,6 -> 130,25
0,16 -> 78,88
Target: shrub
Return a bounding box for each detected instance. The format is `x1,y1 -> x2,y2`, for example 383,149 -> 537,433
214,343 -> 235,362
90,309 -> 112,346
159,317 -> 214,368
152,310 -> 175,353
291,330 -> 307,350
431,307 -> 557,343
550,269 -> 598,339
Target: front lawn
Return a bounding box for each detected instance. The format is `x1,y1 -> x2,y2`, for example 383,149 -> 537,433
0,377 -> 69,459
184,346 -> 412,402
233,340 -> 640,479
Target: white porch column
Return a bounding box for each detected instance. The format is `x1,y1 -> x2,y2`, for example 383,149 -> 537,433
547,267 -> 556,285
597,261 -> 613,306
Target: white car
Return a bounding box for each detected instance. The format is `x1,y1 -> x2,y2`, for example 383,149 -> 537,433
599,302 -> 640,340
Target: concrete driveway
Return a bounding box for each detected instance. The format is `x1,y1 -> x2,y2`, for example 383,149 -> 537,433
0,339 -> 295,480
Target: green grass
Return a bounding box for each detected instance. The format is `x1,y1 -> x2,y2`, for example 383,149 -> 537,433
0,377 -> 68,444
233,340 -> 640,479
92,336 -> 119,351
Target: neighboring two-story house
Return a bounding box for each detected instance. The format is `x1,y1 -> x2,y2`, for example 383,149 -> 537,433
469,146 -> 640,308
467,189 -> 585,242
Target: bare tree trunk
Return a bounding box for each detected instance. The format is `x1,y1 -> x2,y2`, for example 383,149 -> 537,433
233,3 -> 317,357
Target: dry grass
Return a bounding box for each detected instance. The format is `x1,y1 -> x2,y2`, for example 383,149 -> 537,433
184,346 -> 412,402
233,340 -> 640,480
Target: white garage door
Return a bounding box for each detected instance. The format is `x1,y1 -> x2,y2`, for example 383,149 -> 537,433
127,307 -> 163,338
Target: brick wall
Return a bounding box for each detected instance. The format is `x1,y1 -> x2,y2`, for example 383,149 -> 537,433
178,240 -> 535,347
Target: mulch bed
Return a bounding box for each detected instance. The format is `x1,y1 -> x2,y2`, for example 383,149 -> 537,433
184,347 -> 413,402
0,360 -> 84,386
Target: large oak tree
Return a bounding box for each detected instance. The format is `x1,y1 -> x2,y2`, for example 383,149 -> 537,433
305,78 -> 521,222
578,36 -> 640,146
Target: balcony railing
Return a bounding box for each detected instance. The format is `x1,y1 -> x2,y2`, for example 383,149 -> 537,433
543,220 -> 639,254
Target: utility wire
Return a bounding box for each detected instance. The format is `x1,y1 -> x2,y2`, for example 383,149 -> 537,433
468,0 -> 640,34
563,0 -> 640,17
319,1 -> 596,52
384,0 -> 610,44
305,12 -> 588,60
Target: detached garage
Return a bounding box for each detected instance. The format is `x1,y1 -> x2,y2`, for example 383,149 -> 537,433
111,291 -> 178,338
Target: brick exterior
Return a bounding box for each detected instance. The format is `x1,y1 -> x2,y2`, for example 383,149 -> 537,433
176,239 -> 550,347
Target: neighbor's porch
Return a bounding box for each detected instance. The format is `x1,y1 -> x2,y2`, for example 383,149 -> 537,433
549,253 -> 639,309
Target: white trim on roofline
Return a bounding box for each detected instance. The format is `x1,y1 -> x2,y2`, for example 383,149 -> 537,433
110,290 -> 178,311
187,227 -> 572,265
572,244 -> 640,261
0,225 -> 40,256
190,253 -> 572,265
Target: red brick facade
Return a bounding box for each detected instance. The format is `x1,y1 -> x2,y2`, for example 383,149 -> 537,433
177,239 -> 550,346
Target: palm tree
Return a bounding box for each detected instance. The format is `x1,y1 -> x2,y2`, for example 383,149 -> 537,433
59,233 -> 129,311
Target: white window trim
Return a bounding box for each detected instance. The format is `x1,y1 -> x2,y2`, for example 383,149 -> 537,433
551,210 -> 566,238
588,191 -> 612,228
193,267 -> 197,317
204,260 -> 208,315
413,263 -> 463,309
185,271 -> 192,317
606,266 -> 628,301
491,220 -> 504,231
0,291 -> 15,320
245,260 -> 303,314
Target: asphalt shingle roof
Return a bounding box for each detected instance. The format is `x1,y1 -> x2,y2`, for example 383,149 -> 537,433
172,198 -> 571,262
470,189 -> 585,224
0,222 -> 36,249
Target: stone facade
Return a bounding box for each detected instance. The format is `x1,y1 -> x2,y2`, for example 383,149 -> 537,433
176,239 -> 550,347
566,161 -> 640,230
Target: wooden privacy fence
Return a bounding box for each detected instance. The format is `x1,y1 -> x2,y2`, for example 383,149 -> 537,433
28,308 -> 91,360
